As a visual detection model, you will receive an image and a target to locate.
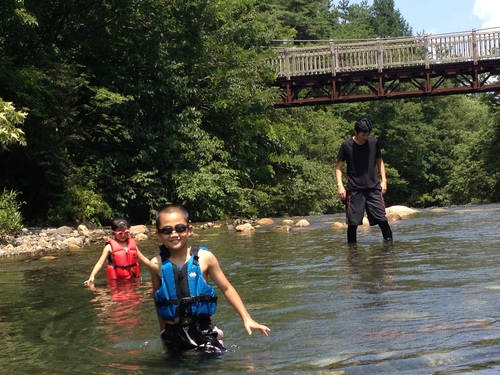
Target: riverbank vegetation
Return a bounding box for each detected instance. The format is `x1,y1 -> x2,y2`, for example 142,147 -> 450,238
1,0 -> 499,228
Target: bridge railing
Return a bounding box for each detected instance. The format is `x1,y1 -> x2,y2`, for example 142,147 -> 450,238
270,28 -> 500,79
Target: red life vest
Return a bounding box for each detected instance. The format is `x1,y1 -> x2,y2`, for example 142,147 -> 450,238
105,238 -> 141,280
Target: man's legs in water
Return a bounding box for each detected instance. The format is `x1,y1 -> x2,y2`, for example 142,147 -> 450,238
347,225 -> 358,243
346,190 -> 364,244
378,220 -> 393,241
365,189 -> 393,242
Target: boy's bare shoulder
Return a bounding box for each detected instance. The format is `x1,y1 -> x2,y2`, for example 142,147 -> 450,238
197,247 -> 213,255
197,247 -> 217,261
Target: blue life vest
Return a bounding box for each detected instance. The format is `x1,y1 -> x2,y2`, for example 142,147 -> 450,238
154,245 -> 217,322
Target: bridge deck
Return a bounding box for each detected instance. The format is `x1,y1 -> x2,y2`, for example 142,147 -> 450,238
270,28 -> 500,107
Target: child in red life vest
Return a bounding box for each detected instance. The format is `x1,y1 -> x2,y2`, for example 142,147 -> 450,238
84,217 -> 150,285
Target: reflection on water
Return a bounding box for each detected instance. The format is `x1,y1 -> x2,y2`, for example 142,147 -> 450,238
1,204 -> 500,373
88,279 -> 144,345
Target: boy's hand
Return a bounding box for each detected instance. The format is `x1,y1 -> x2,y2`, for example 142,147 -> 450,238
244,318 -> 271,336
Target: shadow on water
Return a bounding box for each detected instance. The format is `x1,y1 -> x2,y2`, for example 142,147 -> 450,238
2,204 -> 500,373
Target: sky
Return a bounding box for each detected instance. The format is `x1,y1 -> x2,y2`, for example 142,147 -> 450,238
347,0 -> 500,35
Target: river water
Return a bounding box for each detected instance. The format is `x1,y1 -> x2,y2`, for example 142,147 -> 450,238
1,204 -> 500,374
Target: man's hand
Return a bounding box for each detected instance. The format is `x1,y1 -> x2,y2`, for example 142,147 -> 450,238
337,185 -> 346,200
380,180 -> 387,195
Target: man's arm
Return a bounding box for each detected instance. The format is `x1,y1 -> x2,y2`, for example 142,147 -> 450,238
376,157 -> 387,194
335,160 -> 346,200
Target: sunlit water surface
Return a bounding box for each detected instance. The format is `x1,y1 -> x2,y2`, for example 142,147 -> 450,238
2,204 -> 500,374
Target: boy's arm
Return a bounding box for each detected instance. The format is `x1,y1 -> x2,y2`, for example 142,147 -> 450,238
205,251 -> 270,336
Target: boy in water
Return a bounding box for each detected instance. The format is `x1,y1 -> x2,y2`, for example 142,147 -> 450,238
147,204 -> 270,353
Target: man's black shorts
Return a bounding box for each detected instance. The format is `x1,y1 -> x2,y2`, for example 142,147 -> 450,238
346,188 -> 386,226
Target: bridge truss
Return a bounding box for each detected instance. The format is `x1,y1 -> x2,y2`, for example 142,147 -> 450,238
270,28 -> 500,107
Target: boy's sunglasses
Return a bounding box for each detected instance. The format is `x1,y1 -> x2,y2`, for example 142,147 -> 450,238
158,224 -> 189,235
111,229 -> 130,236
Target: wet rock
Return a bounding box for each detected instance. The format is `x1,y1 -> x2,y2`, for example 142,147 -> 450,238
40,255 -> 58,260
199,222 -> 216,230
257,218 -> 274,225
230,218 -> 257,227
77,224 -> 91,237
295,219 -> 310,227
130,225 -> 149,235
54,226 -> 74,235
386,213 -> 402,222
67,243 -> 81,251
331,222 -> 347,228
276,225 -> 292,233
386,205 -> 419,217
134,233 -> 149,241
63,236 -> 85,247
235,223 -> 255,232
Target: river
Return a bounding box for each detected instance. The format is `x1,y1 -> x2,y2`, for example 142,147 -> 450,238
1,204 -> 500,374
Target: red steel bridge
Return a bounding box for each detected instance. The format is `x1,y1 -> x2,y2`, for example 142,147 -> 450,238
269,28 -> 500,108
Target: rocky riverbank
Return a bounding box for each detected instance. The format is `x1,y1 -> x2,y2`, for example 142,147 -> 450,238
0,224 -> 150,257
0,206 -> 419,257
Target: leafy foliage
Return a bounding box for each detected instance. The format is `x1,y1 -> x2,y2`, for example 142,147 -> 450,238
0,100 -> 26,151
0,0 -> 498,228
0,189 -> 24,237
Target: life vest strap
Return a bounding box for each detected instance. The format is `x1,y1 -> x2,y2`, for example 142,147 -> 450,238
155,294 -> 218,307
112,263 -> 137,269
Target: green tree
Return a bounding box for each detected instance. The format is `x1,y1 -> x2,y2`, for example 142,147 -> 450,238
0,99 -> 27,235
260,0 -> 336,40
442,95 -> 500,204
0,100 -> 26,151
0,189 -> 24,237
370,0 -> 412,38
332,0 -> 377,40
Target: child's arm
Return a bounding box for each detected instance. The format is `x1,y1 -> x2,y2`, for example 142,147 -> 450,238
84,245 -> 111,285
149,255 -> 165,331
205,251 -> 270,336
136,248 -> 156,269
136,250 -> 164,331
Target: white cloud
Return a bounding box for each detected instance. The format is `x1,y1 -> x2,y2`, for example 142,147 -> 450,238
473,0 -> 500,29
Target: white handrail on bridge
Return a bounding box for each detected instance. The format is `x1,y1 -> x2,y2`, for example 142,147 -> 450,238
270,28 -> 500,79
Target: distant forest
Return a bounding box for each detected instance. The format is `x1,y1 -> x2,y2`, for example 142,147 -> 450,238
1,0 -> 499,226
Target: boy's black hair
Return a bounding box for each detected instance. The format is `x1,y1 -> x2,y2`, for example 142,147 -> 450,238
355,118 -> 373,133
155,204 -> 190,230
111,217 -> 130,231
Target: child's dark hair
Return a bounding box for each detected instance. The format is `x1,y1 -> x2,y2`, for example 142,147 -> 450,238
355,118 -> 373,133
155,204 -> 189,230
111,217 -> 131,231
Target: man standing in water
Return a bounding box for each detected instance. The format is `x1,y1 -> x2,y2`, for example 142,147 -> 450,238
335,118 -> 393,244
